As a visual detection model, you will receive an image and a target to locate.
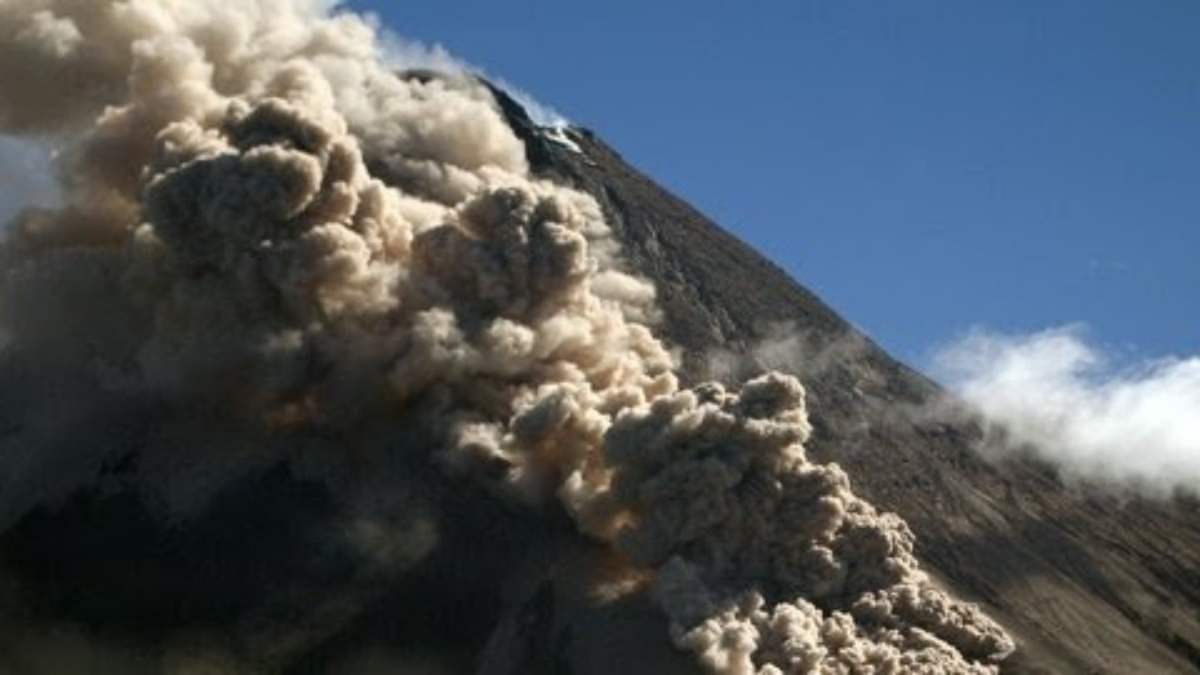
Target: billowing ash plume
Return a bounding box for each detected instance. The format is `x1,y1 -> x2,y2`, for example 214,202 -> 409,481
0,1 -> 1012,672
933,325 -> 1200,496
600,375 -> 1012,673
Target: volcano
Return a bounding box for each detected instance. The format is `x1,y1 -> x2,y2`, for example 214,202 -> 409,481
1,6 -> 1198,673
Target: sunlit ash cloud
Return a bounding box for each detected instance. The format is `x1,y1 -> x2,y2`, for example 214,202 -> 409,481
932,325 -> 1200,495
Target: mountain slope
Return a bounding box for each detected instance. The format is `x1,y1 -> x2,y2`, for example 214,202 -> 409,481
486,86 -> 1200,674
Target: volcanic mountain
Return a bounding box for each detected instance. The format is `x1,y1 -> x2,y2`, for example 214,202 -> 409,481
0,5 -> 1198,672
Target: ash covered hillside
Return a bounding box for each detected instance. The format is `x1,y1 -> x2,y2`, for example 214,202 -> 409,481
0,3 -> 1196,675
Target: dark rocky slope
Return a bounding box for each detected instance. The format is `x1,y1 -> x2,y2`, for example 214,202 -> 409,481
488,87 -> 1200,674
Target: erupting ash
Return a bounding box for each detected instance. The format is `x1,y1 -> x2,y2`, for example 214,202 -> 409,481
0,1 -> 1012,672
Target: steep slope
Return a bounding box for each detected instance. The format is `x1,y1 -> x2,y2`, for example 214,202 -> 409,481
487,87 -> 1200,674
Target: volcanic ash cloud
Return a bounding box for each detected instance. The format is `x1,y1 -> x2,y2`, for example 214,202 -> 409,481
0,1 -> 1013,672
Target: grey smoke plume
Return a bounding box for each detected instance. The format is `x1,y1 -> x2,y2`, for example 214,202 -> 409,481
0,1 -> 1011,672
706,322 -> 872,385
933,325 -> 1200,496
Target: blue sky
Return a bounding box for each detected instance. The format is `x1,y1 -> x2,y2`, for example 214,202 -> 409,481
349,0 -> 1199,366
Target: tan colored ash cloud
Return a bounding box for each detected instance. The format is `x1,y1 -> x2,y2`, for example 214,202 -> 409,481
0,1 -> 1012,672
601,375 -> 1012,673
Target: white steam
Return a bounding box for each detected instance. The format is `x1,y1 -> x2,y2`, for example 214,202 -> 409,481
489,77 -> 572,128
933,325 -> 1200,495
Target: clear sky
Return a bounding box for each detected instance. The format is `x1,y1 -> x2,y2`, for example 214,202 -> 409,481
346,0 -> 1198,366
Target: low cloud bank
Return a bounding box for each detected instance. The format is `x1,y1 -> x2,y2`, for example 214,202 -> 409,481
932,325 -> 1200,495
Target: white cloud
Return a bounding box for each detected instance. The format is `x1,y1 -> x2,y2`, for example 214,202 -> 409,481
932,325 -> 1200,495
